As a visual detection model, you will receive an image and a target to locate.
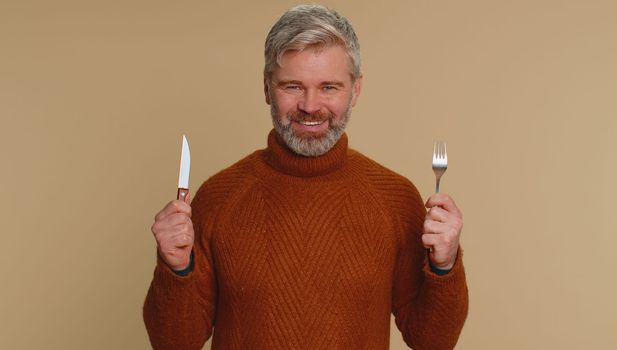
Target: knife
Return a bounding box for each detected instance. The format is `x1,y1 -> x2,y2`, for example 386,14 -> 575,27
177,134 -> 191,202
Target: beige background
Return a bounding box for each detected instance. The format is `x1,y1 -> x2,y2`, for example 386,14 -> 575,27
1,0 -> 616,349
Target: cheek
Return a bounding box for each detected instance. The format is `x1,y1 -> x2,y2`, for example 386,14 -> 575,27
325,98 -> 351,118
271,94 -> 297,115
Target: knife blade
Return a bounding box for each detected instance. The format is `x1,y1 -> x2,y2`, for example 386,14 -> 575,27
177,134 -> 191,201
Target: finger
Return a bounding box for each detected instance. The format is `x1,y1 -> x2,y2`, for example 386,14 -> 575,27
423,219 -> 458,235
421,233 -> 439,249
153,212 -> 192,233
154,202 -> 178,222
184,192 -> 191,205
153,228 -> 193,249
422,229 -> 459,251
423,220 -> 461,240
425,193 -> 462,217
426,206 -> 451,223
157,242 -> 191,261
158,225 -> 194,246
169,231 -> 194,248
155,200 -> 192,221
167,211 -> 192,225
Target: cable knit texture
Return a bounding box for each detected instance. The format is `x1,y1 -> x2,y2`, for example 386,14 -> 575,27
144,130 -> 468,350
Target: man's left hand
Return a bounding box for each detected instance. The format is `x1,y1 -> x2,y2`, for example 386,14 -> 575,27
422,193 -> 463,271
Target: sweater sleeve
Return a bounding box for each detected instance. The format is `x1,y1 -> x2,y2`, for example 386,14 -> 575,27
390,181 -> 469,350
143,183 -> 219,350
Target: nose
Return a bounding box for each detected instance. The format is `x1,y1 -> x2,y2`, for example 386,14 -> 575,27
298,89 -> 321,114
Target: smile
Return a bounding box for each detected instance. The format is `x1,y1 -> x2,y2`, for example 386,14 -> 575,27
298,120 -> 325,126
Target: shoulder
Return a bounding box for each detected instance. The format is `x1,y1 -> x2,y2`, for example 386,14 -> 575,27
191,151 -> 261,214
349,149 -> 421,197
348,149 -> 425,220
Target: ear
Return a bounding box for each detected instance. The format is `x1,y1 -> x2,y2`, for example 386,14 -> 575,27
264,77 -> 271,105
350,74 -> 363,107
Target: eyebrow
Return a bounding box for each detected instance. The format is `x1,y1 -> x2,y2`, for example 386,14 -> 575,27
276,80 -> 346,87
321,81 -> 346,88
276,80 -> 303,87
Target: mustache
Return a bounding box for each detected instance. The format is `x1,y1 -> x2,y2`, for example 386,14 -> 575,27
288,109 -> 333,122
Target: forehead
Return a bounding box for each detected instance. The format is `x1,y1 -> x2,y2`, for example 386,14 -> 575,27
273,45 -> 354,84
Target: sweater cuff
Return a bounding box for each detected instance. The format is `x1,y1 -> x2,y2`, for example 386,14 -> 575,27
154,252 -> 195,289
424,247 -> 465,285
147,253 -> 197,312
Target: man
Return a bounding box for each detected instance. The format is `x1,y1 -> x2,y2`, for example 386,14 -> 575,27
144,4 -> 468,350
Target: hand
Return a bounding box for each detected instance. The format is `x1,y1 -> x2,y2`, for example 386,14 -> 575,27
422,193 -> 463,270
150,194 -> 194,271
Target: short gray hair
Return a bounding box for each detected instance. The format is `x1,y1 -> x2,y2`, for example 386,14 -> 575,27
264,5 -> 361,82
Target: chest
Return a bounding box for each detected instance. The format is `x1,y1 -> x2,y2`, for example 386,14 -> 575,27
211,185 -> 399,302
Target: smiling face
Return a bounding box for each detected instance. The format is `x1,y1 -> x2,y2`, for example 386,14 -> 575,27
265,45 -> 362,156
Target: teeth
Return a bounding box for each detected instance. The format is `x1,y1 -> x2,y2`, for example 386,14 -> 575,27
299,121 -> 324,126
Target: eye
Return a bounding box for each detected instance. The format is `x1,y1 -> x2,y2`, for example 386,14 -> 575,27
323,85 -> 338,92
285,85 -> 301,90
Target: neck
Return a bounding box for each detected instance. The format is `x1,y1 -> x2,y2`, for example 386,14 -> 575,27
263,129 -> 349,177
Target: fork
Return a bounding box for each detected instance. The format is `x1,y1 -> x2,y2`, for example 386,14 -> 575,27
432,141 -> 448,193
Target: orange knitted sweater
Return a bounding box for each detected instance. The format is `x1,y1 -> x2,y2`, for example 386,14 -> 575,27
144,130 -> 468,350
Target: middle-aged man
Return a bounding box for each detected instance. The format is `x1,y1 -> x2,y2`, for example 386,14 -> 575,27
144,4 -> 468,350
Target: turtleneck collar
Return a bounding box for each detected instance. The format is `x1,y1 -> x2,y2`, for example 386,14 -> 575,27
263,129 -> 349,177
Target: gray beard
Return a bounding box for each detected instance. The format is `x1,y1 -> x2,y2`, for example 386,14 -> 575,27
270,101 -> 352,157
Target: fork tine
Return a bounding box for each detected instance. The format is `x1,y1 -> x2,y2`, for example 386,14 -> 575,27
432,141 -> 447,193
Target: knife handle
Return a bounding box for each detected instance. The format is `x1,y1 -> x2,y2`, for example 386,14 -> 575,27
177,188 -> 189,202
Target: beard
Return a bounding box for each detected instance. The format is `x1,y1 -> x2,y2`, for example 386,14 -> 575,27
270,99 -> 352,157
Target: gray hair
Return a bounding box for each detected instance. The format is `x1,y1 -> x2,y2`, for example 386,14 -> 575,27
264,5 -> 361,82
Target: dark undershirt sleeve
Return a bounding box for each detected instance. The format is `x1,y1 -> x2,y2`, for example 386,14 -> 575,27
429,262 -> 451,276
172,251 -> 194,277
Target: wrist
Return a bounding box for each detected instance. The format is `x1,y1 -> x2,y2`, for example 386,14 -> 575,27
171,252 -> 194,276
429,262 -> 452,276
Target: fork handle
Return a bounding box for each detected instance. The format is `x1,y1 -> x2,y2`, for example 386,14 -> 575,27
435,179 -> 441,193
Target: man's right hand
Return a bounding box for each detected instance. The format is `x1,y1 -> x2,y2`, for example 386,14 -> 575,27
150,195 -> 194,271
